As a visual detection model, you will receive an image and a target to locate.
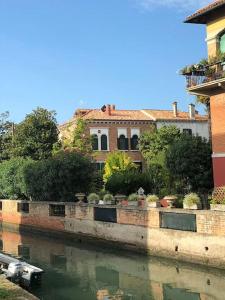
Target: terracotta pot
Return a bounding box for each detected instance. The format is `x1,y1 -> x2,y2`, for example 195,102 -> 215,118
121,199 -> 128,206
138,199 -> 146,208
163,196 -> 177,208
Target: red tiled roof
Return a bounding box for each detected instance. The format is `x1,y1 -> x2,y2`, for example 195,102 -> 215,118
185,0 -> 225,24
60,108 -> 208,128
142,109 -> 208,121
80,109 -> 152,121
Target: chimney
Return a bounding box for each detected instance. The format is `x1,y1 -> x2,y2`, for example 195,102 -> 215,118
111,104 -> 116,111
106,104 -> 111,115
172,101 -> 178,117
189,103 -> 195,119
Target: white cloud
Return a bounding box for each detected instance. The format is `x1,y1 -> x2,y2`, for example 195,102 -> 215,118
136,0 -> 212,12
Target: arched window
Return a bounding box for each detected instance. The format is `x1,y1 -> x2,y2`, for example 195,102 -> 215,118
130,134 -> 139,150
91,134 -> 98,151
117,134 -> 128,150
101,134 -> 108,151
220,32 -> 225,53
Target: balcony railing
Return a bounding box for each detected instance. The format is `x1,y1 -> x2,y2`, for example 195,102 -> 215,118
186,70 -> 224,88
182,61 -> 225,89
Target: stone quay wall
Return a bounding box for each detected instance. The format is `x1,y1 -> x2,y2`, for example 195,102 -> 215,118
2,199 -> 225,268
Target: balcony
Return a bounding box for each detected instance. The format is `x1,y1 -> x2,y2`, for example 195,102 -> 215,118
181,61 -> 225,96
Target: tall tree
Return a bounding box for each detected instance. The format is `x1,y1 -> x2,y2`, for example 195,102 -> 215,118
166,134 -> 213,193
103,151 -> 136,183
139,125 -> 180,166
12,107 -> 58,160
0,112 -> 13,161
57,118 -> 93,156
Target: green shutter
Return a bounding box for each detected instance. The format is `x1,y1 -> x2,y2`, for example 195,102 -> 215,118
220,33 -> 225,53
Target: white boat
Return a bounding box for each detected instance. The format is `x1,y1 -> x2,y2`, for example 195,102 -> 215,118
0,252 -> 44,287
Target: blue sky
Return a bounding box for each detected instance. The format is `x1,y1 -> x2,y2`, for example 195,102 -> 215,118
0,0 -> 211,124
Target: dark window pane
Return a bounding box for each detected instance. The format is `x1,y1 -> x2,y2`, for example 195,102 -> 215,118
117,135 -> 128,150
101,134 -> 108,150
17,202 -> 29,213
49,205 -> 65,217
131,134 -> 139,150
183,129 -> 192,135
91,134 -> 98,150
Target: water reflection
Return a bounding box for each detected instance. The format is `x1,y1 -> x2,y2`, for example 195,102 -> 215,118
0,227 -> 225,300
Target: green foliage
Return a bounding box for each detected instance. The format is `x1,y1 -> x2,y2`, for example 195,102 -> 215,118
24,152 -> 94,202
103,193 -> 114,202
105,170 -> 152,196
0,158 -> 33,199
103,151 -> 136,183
128,193 -> 138,202
146,194 -> 159,203
0,112 -> 13,161
166,134 -> 213,193
183,193 -> 201,207
60,118 -> 92,155
87,193 -> 100,203
12,107 -> 58,160
139,126 -> 180,166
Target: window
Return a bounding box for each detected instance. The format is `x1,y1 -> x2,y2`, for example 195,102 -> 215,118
17,202 -> 29,213
101,134 -> 108,150
96,162 -> 105,172
130,134 -> 139,150
117,135 -> 129,150
91,134 -> 99,150
183,129 -> 192,135
220,32 -> 225,53
0,201 -> 2,211
49,204 -> 65,217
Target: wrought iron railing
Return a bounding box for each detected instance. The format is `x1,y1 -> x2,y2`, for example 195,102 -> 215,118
186,70 -> 225,88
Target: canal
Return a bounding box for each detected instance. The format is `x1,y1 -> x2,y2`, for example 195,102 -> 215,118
0,227 -> 225,300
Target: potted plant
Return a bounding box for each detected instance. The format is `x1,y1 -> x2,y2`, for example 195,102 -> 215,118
87,193 -> 100,205
103,193 -> 115,205
75,193 -> 86,203
211,198 -> 225,211
115,194 -> 127,206
146,194 -> 160,208
183,193 -> 202,210
137,195 -> 146,208
163,195 -> 177,208
128,193 -> 138,206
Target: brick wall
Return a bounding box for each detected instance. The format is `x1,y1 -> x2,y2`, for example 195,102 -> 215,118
3,200 -> 225,268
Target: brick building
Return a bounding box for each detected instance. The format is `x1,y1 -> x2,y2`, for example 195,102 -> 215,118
59,103 -> 208,171
184,0 -> 225,187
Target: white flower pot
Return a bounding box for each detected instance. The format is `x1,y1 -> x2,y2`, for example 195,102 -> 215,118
147,201 -> 161,208
183,203 -> 202,210
210,204 -> 225,211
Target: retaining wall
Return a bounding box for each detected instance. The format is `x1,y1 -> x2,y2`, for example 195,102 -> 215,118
2,199 -> 225,268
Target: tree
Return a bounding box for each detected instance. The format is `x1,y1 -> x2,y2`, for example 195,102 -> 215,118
24,152 -> 94,202
0,112 -> 13,161
139,125 -> 180,166
166,134 -> 213,193
57,118 -> 92,156
12,107 -> 58,160
196,95 -> 212,142
103,151 -> 136,183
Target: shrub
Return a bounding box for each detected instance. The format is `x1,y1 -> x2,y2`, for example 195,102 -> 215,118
24,152 -> 94,202
103,193 -> 114,202
0,158 -> 33,199
146,194 -> 159,203
128,193 -> 138,202
183,193 -> 201,207
105,170 -> 153,196
87,193 -> 100,203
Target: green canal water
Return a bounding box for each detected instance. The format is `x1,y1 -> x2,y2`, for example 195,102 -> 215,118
0,228 -> 225,300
